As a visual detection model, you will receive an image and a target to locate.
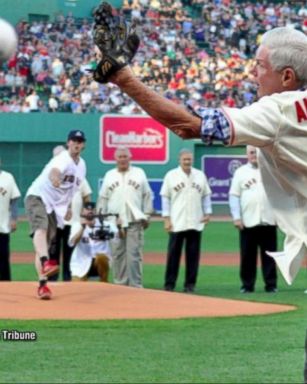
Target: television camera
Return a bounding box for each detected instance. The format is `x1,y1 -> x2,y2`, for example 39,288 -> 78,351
81,211 -> 119,241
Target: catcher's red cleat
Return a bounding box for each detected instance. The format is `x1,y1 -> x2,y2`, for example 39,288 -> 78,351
38,285 -> 52,300
42,259 -> 59,277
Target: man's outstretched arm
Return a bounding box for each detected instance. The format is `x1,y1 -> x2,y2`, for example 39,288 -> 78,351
110,66 -> 202,139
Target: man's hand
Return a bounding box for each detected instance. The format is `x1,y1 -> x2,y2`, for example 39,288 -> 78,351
164,217 -> 172,232
141,219 -> 150,230
49,168 -> 62,188
64,207 -> 72,222
10,219 -> 17,232
200,214 -> 211,224
233,219 -> 244,230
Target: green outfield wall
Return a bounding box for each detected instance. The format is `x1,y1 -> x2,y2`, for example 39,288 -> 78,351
0,113 -> 245,215
0,0 -> 122,24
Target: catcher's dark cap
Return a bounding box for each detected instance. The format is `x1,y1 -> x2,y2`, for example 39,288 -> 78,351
67,130 -> 86,142
83,201 -> 96,210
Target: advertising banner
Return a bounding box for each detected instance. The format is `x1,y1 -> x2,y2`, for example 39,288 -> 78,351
100,115 -> 169,164
202,155 -> 247,204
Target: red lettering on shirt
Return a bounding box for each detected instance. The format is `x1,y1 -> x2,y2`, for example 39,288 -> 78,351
295,99 -> 307,123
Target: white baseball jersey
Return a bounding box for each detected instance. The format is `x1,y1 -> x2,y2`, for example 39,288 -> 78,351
224,90 -> 307,284
65,178 -> 92,225
229,162 -> 275,227
26,150 -> 86,228
160,166 -> 211,232
69,218 -> 116,278
98,166 -> 153,228
0,171 -> 21,233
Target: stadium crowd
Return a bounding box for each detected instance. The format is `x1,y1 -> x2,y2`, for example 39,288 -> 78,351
0,0 -> 306,113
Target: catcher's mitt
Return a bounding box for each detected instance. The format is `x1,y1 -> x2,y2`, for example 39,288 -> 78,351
92,2 -> 140,83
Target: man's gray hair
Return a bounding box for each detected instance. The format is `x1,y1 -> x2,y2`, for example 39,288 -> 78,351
114,146 -> 132,158
261,27 -> 307,86
179,148 -> 193,157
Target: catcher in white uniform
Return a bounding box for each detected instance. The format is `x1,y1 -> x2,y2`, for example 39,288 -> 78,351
25,130 -> 86,299
94,23 -> 307,287
160,148 -> 212,292
92,10 -> 307,377
97,146 -> 153,288
0,164 -> 21,281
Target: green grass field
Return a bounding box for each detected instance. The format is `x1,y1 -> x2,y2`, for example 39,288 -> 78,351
11,220 -> 286,253
1,221 -> 306,383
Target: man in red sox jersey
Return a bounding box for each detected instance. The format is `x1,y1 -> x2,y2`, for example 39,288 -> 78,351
97,26 -> 307,377
25,130 -> 86,299
229,146 -> 277,293
98,146 -> 153,288
0,161 -> 21,281
160,148 -> 212,293
107,26 -> 307,286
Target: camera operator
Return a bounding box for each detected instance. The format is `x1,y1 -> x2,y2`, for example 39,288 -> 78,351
69,202 -> 119,282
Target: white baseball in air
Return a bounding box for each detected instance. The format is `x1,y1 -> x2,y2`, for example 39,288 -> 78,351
0,18 -> 18,62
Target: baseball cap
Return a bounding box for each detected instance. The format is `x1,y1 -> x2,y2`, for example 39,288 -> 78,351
67,130 -> 86,142
83,201 -> 96,210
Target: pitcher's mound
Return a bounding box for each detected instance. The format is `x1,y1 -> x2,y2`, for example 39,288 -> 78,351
0,282 -> 295,320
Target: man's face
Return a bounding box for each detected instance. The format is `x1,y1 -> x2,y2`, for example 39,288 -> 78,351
246,146 -> 258,166
179,153 -> 193,172
67,139 -> 85,156
251,45 -> 284,98
83,207 -> 95,224
115,151 -> 130,171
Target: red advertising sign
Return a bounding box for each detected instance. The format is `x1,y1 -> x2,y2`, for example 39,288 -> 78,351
100,115 -> 169,163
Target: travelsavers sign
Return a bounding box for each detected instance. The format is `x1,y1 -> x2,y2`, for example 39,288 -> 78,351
100,115 -> 169,163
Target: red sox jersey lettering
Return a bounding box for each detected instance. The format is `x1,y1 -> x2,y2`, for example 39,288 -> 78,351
109,181 -> 120,192
295,97 -> 307,123
191,182 -> 202,194
174,182 -> 185,192
244,178 -> 257,189
128,179 -> 140,190
63,175 -> 75,183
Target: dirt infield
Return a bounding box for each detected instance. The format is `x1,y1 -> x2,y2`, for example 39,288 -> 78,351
9,252 -> 294,320
0,282 -> 295,320
12,252 -> 239,266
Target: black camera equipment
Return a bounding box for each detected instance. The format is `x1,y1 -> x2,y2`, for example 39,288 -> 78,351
81,212 -> 119,241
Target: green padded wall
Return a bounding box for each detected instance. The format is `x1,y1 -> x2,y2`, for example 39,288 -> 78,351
0,0 -> 122,24
0,113 -> 244,214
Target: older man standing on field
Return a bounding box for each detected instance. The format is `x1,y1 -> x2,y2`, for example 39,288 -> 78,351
0,160 -> 21,281
97,146 -> 153,288
161,148 -> 212,293
229,145 -> 277,293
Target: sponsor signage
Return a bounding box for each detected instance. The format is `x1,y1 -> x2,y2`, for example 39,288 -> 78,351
100,115 -> 169,163
202,155 -> 247,204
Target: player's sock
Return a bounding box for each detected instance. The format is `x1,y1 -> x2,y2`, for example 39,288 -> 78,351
39,279 -> 47,288
40,256 -> 48,267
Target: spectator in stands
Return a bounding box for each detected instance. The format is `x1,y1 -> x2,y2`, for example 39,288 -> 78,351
1,0 -> 306,113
